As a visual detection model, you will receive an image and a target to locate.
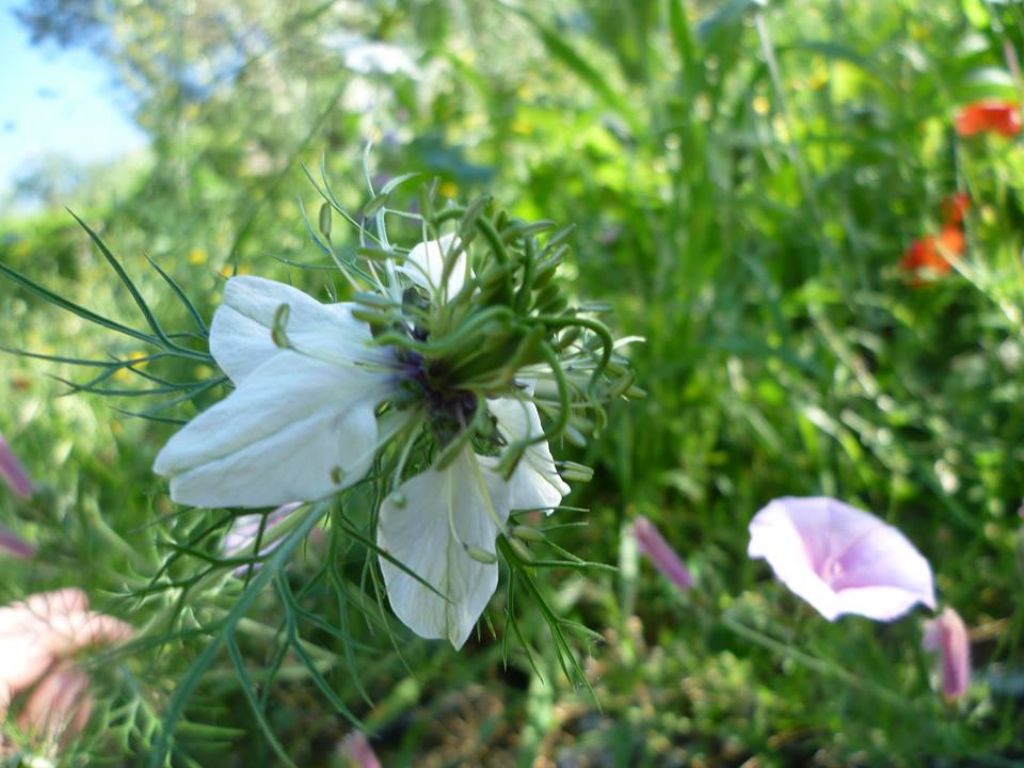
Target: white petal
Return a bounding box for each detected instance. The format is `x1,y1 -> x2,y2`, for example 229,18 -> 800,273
486,397 -> 570,512
377,449 -> 509,648
399,234 -> 466,300
154,353 -> 387,507
210,276 -> 387,384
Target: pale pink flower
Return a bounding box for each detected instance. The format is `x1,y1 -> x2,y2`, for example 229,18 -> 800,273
18,663 -> 93,742
0,589 -> 132,747
748,496 -> 936,621
632,516 -> 693,591
0,434 -> 32,499
923,607 -> 971,701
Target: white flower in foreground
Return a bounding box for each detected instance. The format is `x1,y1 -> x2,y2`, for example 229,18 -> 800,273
748,496 -> 935,621
153,237 -> 572,647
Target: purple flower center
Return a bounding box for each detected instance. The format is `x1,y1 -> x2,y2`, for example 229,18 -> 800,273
395,351 -> 478,429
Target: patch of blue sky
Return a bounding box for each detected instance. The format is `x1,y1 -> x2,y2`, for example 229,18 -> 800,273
0,10 -> 148,194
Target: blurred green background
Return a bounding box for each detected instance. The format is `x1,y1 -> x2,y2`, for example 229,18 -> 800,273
3,0 -> 1024,765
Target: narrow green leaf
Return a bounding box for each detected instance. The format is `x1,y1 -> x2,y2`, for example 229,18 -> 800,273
68,209 -> 172,345
0,260 -> 157,346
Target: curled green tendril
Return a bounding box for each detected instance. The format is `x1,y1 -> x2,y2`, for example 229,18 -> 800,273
373,306 -> 516,358
534,314 -> 614,391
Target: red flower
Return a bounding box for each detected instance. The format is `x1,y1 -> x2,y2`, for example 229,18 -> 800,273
955,100 -> 1022,138
900,226 -> 965,280
941,193 -> 970,228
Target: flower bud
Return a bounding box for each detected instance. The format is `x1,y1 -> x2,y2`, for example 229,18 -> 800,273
351,307 -> 396,327
271,303 -> 292,349
633,516 -> 693,592
353,291 -> 397,310
559,462 -> 593,483
923,607 -> 971,701
511,525 -> 545,542
530,259 -> 560,291
362,192 -> 390,218
0,526 -> 35,559
608,372 -> 637,399
531,283 -> 561,311
506,538 -> 533,562
338,731 -> 382,768
465,545 -> 498,564
357,246 -> 395,262
625,384 -> 647,400
478,262 -> 513,289
318,203 -> 332,240
0,434 -> 33,499
563,425 -> 588,448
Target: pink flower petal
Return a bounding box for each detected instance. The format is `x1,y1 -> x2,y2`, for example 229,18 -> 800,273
748,497 -> 935,621
923,607 -> 971,700
0,589 -> 132,696
633,516 -> 693,591
223,501 -> 303,575
18,662 -> 94,744
0,433 -> 33,499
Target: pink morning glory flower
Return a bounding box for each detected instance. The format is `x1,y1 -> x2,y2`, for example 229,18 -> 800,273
923,607 -> 971,701
748,496 -> 936,621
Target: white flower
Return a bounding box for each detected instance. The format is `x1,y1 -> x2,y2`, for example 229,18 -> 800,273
320,32 -> 419,78
396,233 -> 466,300
153,276 -> 395,508
154,237 -> 571,647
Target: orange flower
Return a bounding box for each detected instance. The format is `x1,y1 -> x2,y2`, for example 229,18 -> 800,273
955,100 -> 1022,138
899,226 -> 965,281
941,193 -> 970,228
